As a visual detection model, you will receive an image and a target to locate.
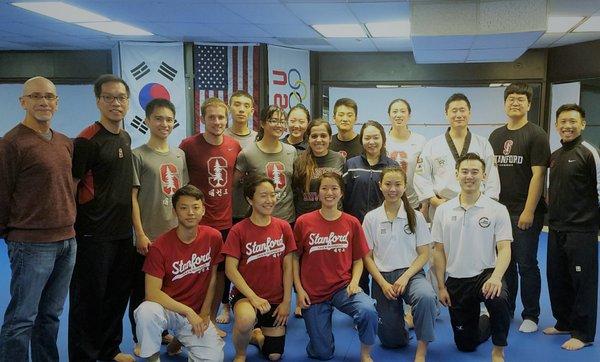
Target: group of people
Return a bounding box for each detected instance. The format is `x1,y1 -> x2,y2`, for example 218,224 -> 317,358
0,75 -> 598,362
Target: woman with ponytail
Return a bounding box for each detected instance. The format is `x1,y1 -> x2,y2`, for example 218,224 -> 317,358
292,119 -> 345,217
362,166 -> 437,362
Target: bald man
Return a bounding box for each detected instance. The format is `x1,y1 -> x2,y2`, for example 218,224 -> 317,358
0,77 -> 77,362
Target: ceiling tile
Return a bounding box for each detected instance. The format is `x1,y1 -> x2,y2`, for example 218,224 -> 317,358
411,35 -> 474,50
256,23 -> 321,38
327,37 -> 377,51
471,31 -> 543,49
371,37 -> 412,51
286,3 -> 356,24
221,3 -> 304,25
348,2 -> 410,23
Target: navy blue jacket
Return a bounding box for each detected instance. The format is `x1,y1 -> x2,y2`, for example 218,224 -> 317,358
343,154 -> 398,222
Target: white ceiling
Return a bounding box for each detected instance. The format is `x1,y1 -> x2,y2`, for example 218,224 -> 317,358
0,0 -> 599,57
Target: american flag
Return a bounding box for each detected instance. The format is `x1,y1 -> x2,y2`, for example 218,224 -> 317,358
194,44 -> 261,133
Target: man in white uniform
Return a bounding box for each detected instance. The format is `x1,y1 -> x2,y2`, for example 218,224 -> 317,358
414,93 -> 500,219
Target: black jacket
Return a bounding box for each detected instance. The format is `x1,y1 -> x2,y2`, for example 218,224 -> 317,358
548,136 -> 600,232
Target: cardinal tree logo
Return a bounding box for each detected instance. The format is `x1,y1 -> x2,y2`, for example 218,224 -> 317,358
390,150 -> 408,172
266,162 -> 286,190
129,61 -> 180,135
160,163 -> 182,196
207,157 -> 227,188
502,140 -> 513,155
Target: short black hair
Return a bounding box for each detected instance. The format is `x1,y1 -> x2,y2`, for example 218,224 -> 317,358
445,93 -> 471,112
145,98 -> 175,119
504,83 -> 533,103
555,103 -> 586,120
333,98 -> 357,116
94,74 -> 130,98
172,184 -> 204,209
456,152 -> 486,171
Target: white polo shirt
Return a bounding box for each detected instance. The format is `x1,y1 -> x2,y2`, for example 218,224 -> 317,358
431,194 -> 512,278
363,203 -> 431,272
413,131 -> 500,202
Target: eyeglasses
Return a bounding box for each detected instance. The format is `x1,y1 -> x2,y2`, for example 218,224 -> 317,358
100,94 -> 129,103
23,93 -> 58,101
506,97 -> 528,104
267,119 -> 287,126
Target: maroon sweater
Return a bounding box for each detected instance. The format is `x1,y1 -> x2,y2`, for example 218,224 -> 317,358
0,124 -> 76,242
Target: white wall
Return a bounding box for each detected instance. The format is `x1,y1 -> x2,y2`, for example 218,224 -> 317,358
328,86 -> 510,140
1,83 -> 97,138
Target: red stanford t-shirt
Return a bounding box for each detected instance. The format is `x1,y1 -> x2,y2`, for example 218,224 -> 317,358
222,217 -> 296,304
179,134 -> 241,230
294,210 -> 369,304
143,225 -> 224,313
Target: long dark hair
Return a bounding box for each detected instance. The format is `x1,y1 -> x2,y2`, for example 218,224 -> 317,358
293,118 -> 332,192
380,166 -> 416,234
359,120 -> 387,158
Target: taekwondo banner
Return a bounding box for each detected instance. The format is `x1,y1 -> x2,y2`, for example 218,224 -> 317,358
267,45 -> 311,113
117,42 -> 187,148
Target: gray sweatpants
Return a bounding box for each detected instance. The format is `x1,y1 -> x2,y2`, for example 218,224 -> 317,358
372,269 -> 437,347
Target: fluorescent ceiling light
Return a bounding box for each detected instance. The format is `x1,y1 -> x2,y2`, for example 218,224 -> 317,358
547,16 -> 583,33
574,16 -> 600,32
376,85 -> 398,88
312,24 -> 366,38
366,21 -> 410,37
12,1 -> 109,22
78,21 -> 153,36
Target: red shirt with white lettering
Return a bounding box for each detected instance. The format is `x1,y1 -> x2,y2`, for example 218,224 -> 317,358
143,225 -> 224,313
293,210 -> 369,303
222,217 -> 296,304
179,134 -> 241,230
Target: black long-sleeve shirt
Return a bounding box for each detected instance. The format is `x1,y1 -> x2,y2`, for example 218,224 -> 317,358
548,136 -> 600,232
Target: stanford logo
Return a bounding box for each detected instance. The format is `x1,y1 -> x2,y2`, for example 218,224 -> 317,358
502,140 -> 513,156
390,151 -> 408,172
266,162 -> 286,189
160,163 -> 181,196
207,157 -> 227,188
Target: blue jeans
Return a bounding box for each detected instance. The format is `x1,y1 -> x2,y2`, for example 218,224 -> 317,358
302,287 -> 377,360
0,238 -> 76,362
505,213 -> 543,323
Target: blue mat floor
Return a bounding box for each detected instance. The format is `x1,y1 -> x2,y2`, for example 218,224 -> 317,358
1,232 -> 599,361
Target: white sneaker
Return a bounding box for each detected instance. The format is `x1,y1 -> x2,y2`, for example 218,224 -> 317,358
519,319 -> 538,333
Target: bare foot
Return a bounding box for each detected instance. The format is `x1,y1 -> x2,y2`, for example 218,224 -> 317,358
167,337 -> 183,356
543,326 -> 571,335
216,303 -> 231,324
561,338 -> 591,351
491,346 -> 504,362
360,343 -> 373,362
216,325 -> 227,338
161,333 -> 174,344
113,352 -> 135,362
405,311 -> 414,330
133,343 -> 141,357
414,340 -> 427,362
249,327 -> 264,348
